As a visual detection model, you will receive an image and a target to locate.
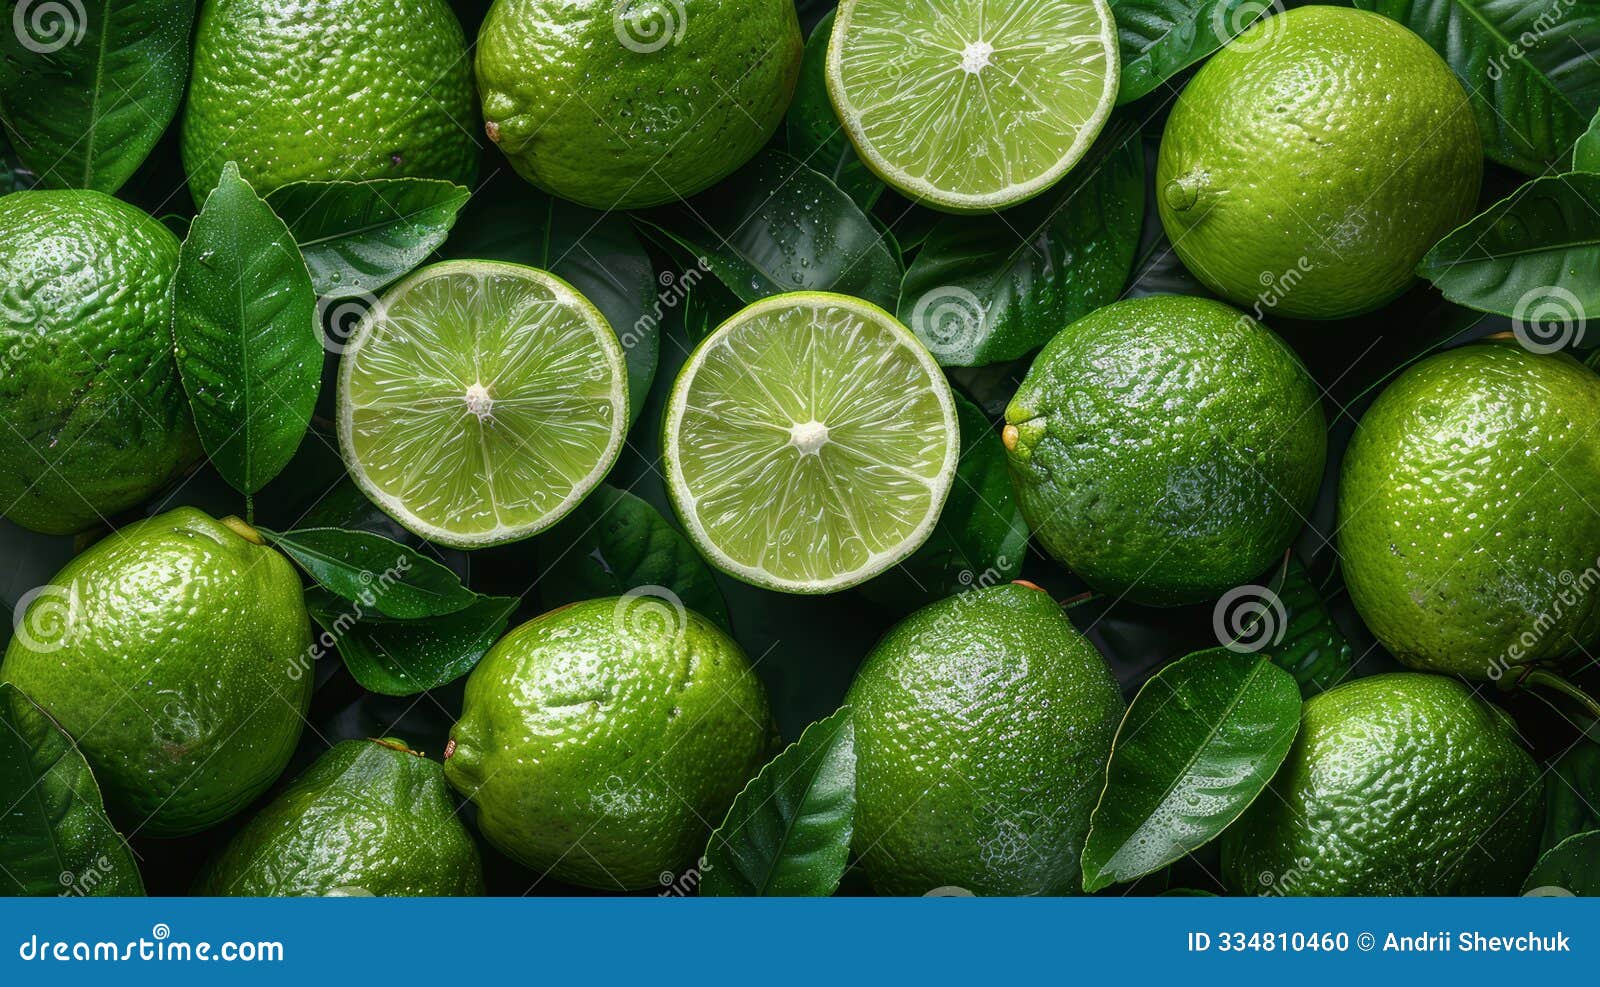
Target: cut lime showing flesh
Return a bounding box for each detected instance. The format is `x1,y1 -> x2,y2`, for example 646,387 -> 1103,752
826,0 -> 1119,213
664,292 -> 959,594
337,260 -> 628,548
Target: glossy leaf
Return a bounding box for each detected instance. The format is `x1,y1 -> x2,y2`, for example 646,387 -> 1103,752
785,10 -> 881,210
0,683 -> 143,896
1081,647 -> 1301,892
1264,557 -> 1355,697
537,485 -> 729,632
897,121 -> 1143,365
261,527 -> 480,620
1577,106 -> 1600,172
173,161 -> 320,496
1542,736 -> 1600,853
700,707 -> 856,897
1111,0 -> 1272,104
1521,831 -> 1600,895
0,0 -> 195,192
306,588 -> 518,697
1355,0 -> 1600,174
644,148 -> 902,312
265,179 -> 470,299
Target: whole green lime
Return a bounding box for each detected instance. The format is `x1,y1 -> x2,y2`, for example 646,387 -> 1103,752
1156,6 -> 1480,320
181,0 -> 478,198
0,190 -> 200,535
1339,341 -> 1600,679
847,581 -> 1124,896
1223,673 -> 1542,895
1,509 -> 313,837
194,738 -> 483,897
476,0 -> 802,209
444,597 -> 771,890
1004,296 -> 1326,606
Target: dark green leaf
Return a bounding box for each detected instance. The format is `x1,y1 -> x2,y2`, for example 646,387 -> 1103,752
700,706 -> 856,897
1081,647 -> 1301,892
1417,173 -> 1600,344
174,161 -> 320,496
537,485 -> 729,632
1261,556 -> 1355,696
1577,107 -> 1600,172
644,148 -> 902,312
0,0 -> 195,192
306,588 -> 518,697
1542,734 -> 1600,853
897,121 -> 1143,365
261,526 -> 480,620
0,683 -> 143,896
1521,831 -> 1600,895
860,393 -> 1026,609
786,10 -> 881,210
0,129 -> 35,194
1354,0 -> 1600,174
265,179 -> 471,298
1111,0 -> 1272,104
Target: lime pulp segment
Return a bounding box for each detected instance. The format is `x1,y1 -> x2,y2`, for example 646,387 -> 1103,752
337,261 -> 628,548
665,293 -> 959,593
826,0 -> 1119,212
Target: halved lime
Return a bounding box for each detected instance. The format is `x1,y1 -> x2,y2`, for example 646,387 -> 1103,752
826,0 -> 1119,213
664,292 -> 960,593
336,260 -> 628,548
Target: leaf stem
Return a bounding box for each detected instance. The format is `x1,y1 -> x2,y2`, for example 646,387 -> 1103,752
1522,668 -> 1600,721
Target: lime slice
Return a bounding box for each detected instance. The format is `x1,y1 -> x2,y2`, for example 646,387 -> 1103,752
337,260 -> 628,548
826,0 -> 1119,213
664,292 -> 959,593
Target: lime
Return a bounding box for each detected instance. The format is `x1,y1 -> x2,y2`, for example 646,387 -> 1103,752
444,597 -> 771,890
1,509 -> 312,838
1339,341 -> 1600,679
181,0 -> 478,197
847,582 -> 1124,896
337,260 -> 629,549
826,0 -> 1119,213
1223,673 -> 1542,896
1156,6 -> 1480,320
194,738 -> 483,897
0,190 -> 200,535
476,0 -> 802,209
663,292 -> 959,594
1004,296 -> 1326,606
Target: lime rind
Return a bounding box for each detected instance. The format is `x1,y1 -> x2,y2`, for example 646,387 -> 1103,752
664,292 -> 959,594
826,0 -> 1119,213
337,260 -> 628,549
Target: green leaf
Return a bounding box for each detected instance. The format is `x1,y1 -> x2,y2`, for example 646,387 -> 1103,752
897,120 -> 1143,366
643,148 -> 903,312
1417,173 -> 1600,341
0,0 -> 195,192
700,707 -> 856,897
306,588 -> 518,697
1577,106 -> 1600,172
265,179 -> 471,299
174,161 -> 320,496
1081,647 -> 1301,892
537,485 -> 729,632
445,175 -> 659,419
1542,733 -> 1600,853
1262,557 -> 1355,697
1522,830 -> 1600,895
1354,0 -> 1600,174
859,393 -> 1027,610
0,683 -> 143,896
785,10 -> 881,211
1111,0 -> 1273,105
260,527 -> 480,620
